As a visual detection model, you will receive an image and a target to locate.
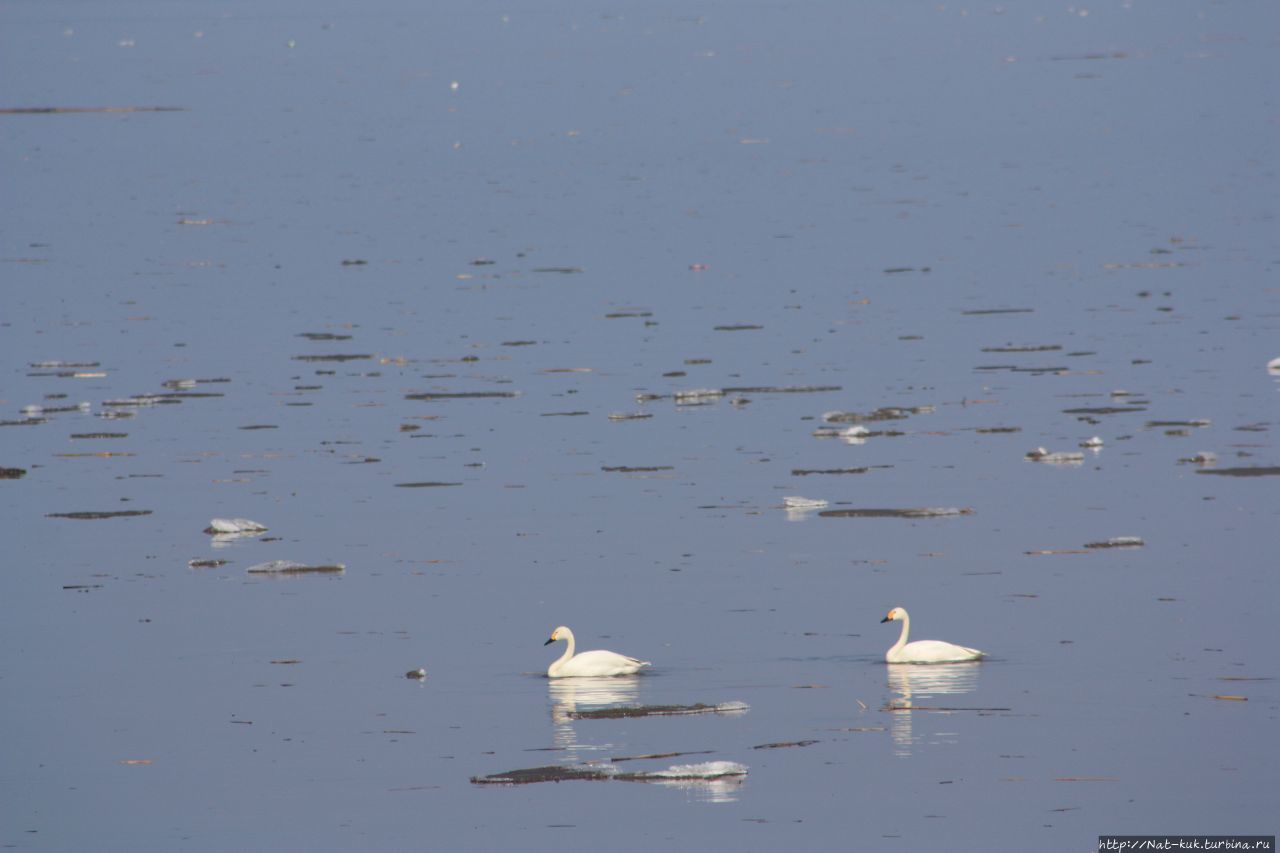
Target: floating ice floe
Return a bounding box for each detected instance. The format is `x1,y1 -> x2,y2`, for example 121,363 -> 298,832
823,406 -> 929,424
1180,451 -> 1218,466
819,507 -> 973,519
674,388 -> 725,404
1267,356 -> 1280,375
1080,436 -> 1104,449
19,402 -> 86,418
811,424 -> 876,444
205,517 -> 268,535
1026,447 -> 1085,465
1084,537 -> 1145,549
841,425 -> 871,444
783,496 -> 829,510
471,760 -> 748,786
246,560 -> 345,575
645,761 -> 748,780
565,701 -> 748,720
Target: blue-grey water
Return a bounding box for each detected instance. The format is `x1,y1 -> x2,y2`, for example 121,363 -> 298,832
3,1 -> 1277,850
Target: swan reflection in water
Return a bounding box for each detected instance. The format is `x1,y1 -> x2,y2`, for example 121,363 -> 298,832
548,676 -> 641,755
885,662 -> 982,756
546,678 -> 746,803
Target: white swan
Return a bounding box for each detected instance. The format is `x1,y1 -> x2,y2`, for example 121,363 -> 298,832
544,626 -> 651,678
880,606 -> 985,664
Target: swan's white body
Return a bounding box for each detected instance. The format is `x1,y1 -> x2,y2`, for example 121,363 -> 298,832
544,626 -> 651,678
881,607 -> 984,664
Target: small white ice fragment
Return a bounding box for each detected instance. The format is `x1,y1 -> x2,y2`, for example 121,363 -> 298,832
1085,536 -> 1145,549
783,496 -> 828,509
247,560 -> 308,573
246,560 -> 345,574
1026,447 -> 1085,465
1267,357 -> 1280,375
646,761 -> 748,780
840,425 -> 870,444
674,388 -> 724,403
206,517 -> 269,534
711,700 -> 750,714
1081,436 -> 1104,448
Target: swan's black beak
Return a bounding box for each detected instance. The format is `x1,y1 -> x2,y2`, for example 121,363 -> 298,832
880,615 -> 892,623
543,637 -> 555,645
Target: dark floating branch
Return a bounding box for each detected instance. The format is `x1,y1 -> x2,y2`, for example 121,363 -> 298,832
975,365 -> 1068,374
886,704 -> 1011,712
1196,467 -> 1280,478
0,105 -> 185,114
822,406 -> 928,424
610,750 -> 716,763
1061,406 -> 1147,415
29,361 -> 101,368
713,324 -> 764,331
406,391 -> 519,400
566,702 -> 747,720
792,467 -> 869,476
820,507 -> 974,519
961,308 -> 1034,316
292,354 -> 373,362
721,385 -> 842,394
47,510 -> 153,520
981,345 -> 1062,353
471,761 -> 747,786
752,740 -> 820,750
395,482 -> 462,488
600,465 -> 674,473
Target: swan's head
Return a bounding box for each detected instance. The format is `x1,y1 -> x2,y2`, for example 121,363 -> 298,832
544,625 -> 571,646
881,607 -> 906,624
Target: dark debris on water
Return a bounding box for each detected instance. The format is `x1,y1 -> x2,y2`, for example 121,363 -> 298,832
820,507 -> 973,519
47,510 -> 153,520
566,702 -> 743,720
406,391 -> 519,400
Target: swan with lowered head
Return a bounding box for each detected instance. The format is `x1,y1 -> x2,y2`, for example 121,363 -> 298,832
880,606 -> 984,664
544,626 -> 651,678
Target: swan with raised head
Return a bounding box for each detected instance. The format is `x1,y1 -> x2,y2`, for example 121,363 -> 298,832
880,607 -> 985,664
544,626 -> 651,678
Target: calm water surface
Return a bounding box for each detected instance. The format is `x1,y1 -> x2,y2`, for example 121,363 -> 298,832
3,1 -> 1277,850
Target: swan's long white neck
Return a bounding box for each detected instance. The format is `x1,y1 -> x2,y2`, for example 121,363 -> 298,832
889,612 -> 910,653
554,628 -> 577,667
